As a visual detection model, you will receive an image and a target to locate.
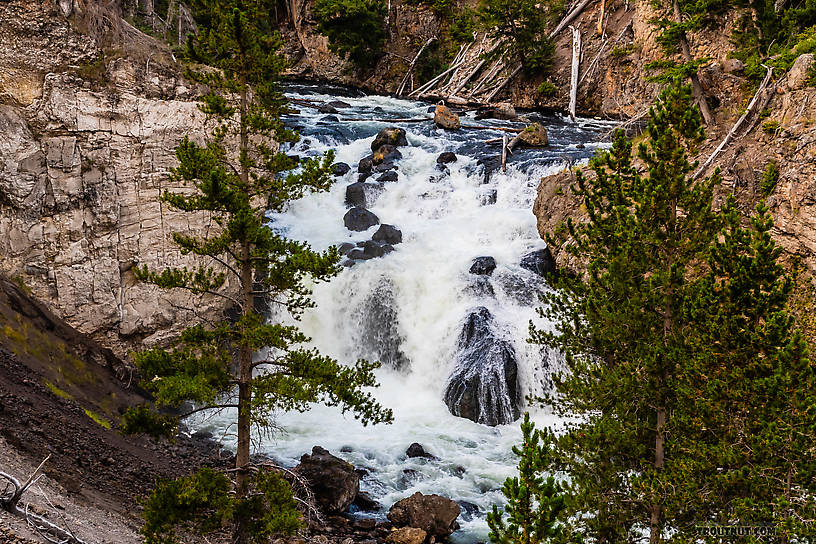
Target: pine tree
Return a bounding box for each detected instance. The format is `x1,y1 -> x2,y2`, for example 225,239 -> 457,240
487,413 -> 566,544
532,79 -> 816,542
122,2 -> 393,542
477,0 -> 560,74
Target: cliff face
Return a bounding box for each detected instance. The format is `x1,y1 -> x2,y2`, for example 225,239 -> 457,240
0,0 -> 232,359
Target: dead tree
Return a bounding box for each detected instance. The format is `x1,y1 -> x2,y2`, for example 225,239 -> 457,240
0,456 -> 87,544
568,25 -> 582,122
397,37 -> 437,96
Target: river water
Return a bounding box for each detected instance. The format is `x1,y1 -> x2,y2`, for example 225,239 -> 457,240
189,83 -> 614,542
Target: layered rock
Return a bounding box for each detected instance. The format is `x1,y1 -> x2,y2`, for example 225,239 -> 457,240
0,1 -> 234,359
295,446 -> 360,514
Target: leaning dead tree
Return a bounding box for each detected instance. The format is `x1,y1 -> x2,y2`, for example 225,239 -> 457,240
568,25 -> 582,122
0,456 -> 87,544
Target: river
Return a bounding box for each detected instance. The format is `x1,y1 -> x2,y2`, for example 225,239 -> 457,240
188,82 -> 615,543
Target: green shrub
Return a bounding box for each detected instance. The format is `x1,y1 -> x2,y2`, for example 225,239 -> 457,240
84,408 -> 112,429
314,0 -> 387,70
611,44 -> 636,58
762,120 -> 781,134
537,81 -> 557,97
761,160 -> 780,197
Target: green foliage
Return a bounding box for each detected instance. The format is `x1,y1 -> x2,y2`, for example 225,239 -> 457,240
44,380 -> 72,400
487,413 -> 565,544
537,81 -> 557,98
532,79 -> 816,541
762,119 -> 780,134
760,159 -> 779,196
83,408 -> 112,429
123,2 -> 393,542
313,0 -> 387,70
476,0 -> 561,74
610,44 -> 636,58
405,0 -> 456,16
142,468 -> 300,544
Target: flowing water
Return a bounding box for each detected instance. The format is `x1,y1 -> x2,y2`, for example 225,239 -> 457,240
189,83 -> 615,542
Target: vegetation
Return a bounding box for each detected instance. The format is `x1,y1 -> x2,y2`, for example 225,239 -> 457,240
487,413 -> 565,544
761,159 -> 779,196
313,0 -> 387,70
476,0 -> 562,74
123,2 -> 393,543
537,81 -> 557,98
532,79 -> 816,542
83,408 -> 112,429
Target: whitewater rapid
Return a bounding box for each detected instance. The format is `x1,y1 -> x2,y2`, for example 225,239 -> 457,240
188,83 -> 614,542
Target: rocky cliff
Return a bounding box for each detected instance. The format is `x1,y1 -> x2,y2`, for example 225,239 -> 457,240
0,0 -> 233,359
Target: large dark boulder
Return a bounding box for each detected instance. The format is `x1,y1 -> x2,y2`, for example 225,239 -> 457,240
469,256 -> 496,276
363,240 -> 388,259
358,276 -> 409,370
372,127 -> 409,150
345,182 -> 381,209
373,224 -> 402,245
373,145 -> 402,165
359,156 -> 373,174
519,248 -> 556,278
344,207 -> 380,231
295,446 -> 359,514
378,170 -> 399,182
387,492 -> 460,538
443,307 -> 520,426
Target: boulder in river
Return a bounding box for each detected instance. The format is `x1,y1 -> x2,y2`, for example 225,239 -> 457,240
443,307 -> 521,426
386,527 -> 427,544
333,162 -> 351,176
295,446 -> 359,514
434,103 -> 460,130
363,240 -> 390,259
345,182 -> 382,209
354,491 -> 381,512
318,104 -> 339,114
359,156 -> 373,174
328,100 -> 352,109
344,207 -> 380,231
519,247 -> 556,278
515,122 -> 549,147
373,224 -> 402,245
372,127 -> 409,150
338,242 -> 356,255
437,151 -> 457,164
378,170 -> 399,182
373,145 -> 403,165
406,442 -> 436,460
387,492 -> 460,538
475,102 -> 517,120
469,256 -> 496,276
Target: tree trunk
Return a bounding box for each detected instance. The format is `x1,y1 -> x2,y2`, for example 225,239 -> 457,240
672,0 -> 714,125
234,80 -> 253,544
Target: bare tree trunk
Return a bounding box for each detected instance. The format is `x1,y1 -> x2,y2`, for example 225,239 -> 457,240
568,26 -> 582,122
672,0 -> 714,125
597,0 -> 606,35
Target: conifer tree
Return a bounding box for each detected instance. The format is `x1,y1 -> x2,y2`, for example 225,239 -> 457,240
477,0 -> 559,74
487,413 -> 565,544
122,2 -> 393,542
532,79 -> 816,542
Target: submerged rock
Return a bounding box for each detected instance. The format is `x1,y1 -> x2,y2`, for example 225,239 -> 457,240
378,170 -> 399,182
295,446 -> 359,514
406,442 -> 436,459
519,247 -> 556,278
434,103 -> 460,130
328,100 -> 352,109
344,207 -> 380,231
345,182 -> 381,209
443,307 -> 521,426
338,242 -> 356,255
469,256 -> 496,276
437,151 -> 457,164
388,492 -> 460,538
372,127 -> 409,150
357,277 -> 409,370
333,162 -> 351,176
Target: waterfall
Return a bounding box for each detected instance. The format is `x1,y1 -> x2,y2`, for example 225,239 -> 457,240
187,82 -> 614,543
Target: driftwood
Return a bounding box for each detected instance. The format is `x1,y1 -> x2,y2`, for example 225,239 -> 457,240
397,37 -> 437,96
340,117 -> 432,123
568,26 -> 582,122
693,65 -> 774,179
463,124 -> 524,133
501,133 -> 508,172
451,59 -> 486,96
0,456 -> 87,544
469,62 -> 503,97
597,0 -> 607,35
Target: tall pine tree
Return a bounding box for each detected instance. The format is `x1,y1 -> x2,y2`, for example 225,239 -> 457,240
533,79 -> 816,542
123,2 -> 393,542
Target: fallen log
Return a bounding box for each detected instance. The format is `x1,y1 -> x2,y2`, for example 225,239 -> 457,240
568,26 -> 582,123
550,0 -> 594,38
485,65 -> 523,102
693,64 -> 774,180
502,133 -> 508,172
410,60 -> 466,97
397,37 -> 437,96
